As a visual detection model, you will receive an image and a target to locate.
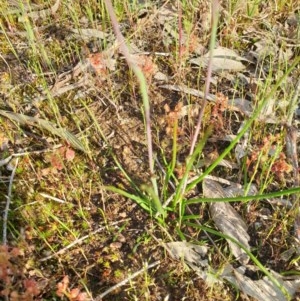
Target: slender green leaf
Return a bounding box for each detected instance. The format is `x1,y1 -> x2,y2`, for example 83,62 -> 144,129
185,186 -> 300,205
184,222 -> 290,299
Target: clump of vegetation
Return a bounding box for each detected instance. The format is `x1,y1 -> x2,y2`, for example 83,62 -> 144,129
1,0 -> 300,300
0,245 -> 40,301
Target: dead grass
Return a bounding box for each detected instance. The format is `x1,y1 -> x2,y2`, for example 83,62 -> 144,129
1,0 -> 300,300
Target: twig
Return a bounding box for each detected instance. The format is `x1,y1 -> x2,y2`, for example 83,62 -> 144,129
177,0 -> 183,65
2,158 -> 19,245
189,0 -> 219,156
103,0 -> 158,196
285,123 -> 300,243
0,145 -> 62,167
40,219 -> 130,261
175,0 -> 219,203
286,126 -> 299,188
39,193 -> 66,204
93,261 -> 160,301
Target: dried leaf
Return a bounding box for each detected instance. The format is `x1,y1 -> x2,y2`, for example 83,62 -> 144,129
166,242 -> 212,281
190,47 -> 247,72
154,71 -> 169,82
229,98 -> 253,116
70,28 -> 108,40
0,110 -> 87,153
258,97 -> 276,119
222,265 -> 300,301
166,241 -> 208,263
234,122 -> 250,163
224,182 -> 257,198
250,40 -> 278,61
166,219 -> 300,301
34,75 -> 86,102
157,5 -> 177,24
18,0 -> 61,22
203,178 -> 251,264
160,84 -> 216,101
180,104 -> 200,118
194,156 -> 238,170
0,155 -> 12,167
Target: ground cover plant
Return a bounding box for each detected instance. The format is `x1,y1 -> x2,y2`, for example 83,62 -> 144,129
1,0 -> 300,300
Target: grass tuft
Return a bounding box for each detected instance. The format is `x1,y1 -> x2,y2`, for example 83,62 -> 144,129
1,0 -> 300,300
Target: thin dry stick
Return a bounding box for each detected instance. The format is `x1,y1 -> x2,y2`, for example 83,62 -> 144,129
285,78 -> 300,186
2,158 -> 19,245
0,145 -> 62,167
103,0 -> 157,194
177,0 -> 183,65
174,1 -> 223,255
40,219 -> 130,262
285,78 -> 300,241
177,0 -> 219,200
286,126 -> 299,188
93,261 -> 160,301
189,0 -> 219,156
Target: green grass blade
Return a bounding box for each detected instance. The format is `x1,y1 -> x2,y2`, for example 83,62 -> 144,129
104,185 -> 152,213
185,222 -> 291,299
187,55 -> 300,191
185,186 -> 300,205
173,125 -> 213,208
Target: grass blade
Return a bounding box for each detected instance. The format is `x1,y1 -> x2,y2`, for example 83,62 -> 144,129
0,110 -> 87,153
